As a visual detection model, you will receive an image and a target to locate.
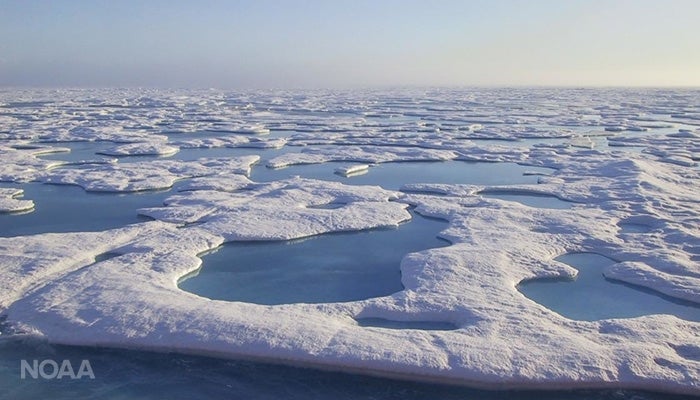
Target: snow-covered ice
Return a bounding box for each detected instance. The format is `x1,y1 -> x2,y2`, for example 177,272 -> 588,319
334,164 -> 370,176
97,142 -> 180,157
41,156 -> 259,192
266,146 -> 457,169
139,176 -> 408,240
0,88 -> 699,395
0,188 -> 33,213
0,145 -> 68,182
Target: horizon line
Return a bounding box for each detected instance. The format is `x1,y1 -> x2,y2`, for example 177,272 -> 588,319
2,84 -> 700,91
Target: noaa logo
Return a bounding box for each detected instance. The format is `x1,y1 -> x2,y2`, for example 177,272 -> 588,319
20,359 -> 95,380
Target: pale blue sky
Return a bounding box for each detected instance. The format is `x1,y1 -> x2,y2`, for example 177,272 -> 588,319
1,0 -> 698,88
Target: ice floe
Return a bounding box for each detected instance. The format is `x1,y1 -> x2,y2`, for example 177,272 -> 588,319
0,145 -> 68,182
173,136 -> 287,150
267,146 -> 457,168
139,176 -> 407,239
334,164 -> 370,176
0,188 -> 34,213
97,142 -> 179,157
41,156 -> 259,192
604,261 -> 700,303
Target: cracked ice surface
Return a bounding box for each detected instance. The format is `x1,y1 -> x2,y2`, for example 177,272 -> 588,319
0,88 -> 699,395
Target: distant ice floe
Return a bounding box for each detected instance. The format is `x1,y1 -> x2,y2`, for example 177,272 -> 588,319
205,123 -> 270,135
566,135 -> 595,149
174,136 -> 287,149
41,156 -> 259,192
607,129 -> 700,167
334,164 -> 370,176
267,146 -> 458,168
39,127 -> 169,144
0,88 -> 699,395
235,124 -> 271,135
97,142 -> 179,157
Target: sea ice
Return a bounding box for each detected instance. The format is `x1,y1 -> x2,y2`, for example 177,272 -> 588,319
97,142 -> 179,157
604,261 -> 700,304
173,136 -> 287,150
566,136 -> 595,149
0,88 -> 699,395
235,125 -> 271,135
266,146 -> 457,169
40,156 -> 259,192
0,146 -> 67,182
139,176 -> 408,240
0,188 -> 34,214
334,164 -> 370,176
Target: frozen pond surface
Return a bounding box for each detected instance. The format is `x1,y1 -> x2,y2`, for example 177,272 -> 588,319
518,253 -> 700,322
1,88 -> 699,399
180,212 -> 449,304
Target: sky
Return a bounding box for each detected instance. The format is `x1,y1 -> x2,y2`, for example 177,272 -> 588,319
1,0 -> 699,89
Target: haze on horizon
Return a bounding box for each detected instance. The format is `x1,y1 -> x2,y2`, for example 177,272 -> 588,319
1,0 -> 699,89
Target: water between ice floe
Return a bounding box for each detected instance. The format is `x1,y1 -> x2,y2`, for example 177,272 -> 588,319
0,182 -> 185,237
0,158 -> 557,238
0,339 -> 693,400
251,161 -> 554,190
518,253 -> 700,322
179,211 -> 449,304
